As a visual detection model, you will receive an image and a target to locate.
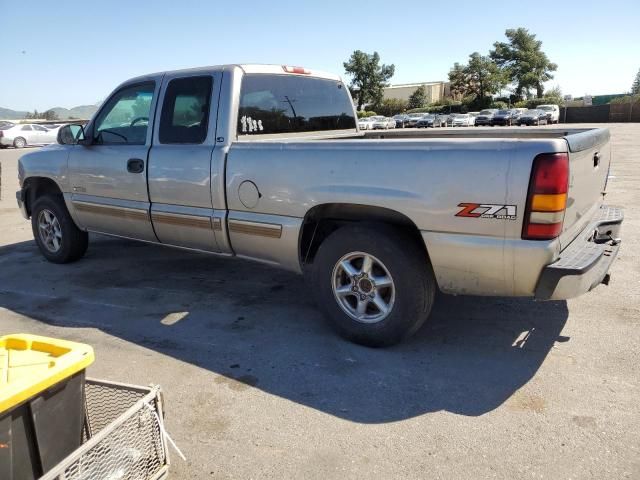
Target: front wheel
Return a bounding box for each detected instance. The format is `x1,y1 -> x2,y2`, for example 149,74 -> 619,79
311,224 -> 436,347
31,195 -> 88,263
13,137 -> 26,148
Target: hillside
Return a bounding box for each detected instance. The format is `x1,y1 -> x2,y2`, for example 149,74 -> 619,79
0,107 -> 29,119
0,104 -> 99,120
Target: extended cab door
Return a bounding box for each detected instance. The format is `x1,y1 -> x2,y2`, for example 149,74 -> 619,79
68,78 -> 161,241
147,71 -> 225,252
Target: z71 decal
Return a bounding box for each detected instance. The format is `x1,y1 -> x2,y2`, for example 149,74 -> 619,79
456,203 -> 517,220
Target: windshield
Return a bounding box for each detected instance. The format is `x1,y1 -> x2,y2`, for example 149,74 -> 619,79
525,110 -> 539,114
0,124 -> 14,130
538,106 -> 553,111
479,110 -> 493,115
497,110 -> 509,115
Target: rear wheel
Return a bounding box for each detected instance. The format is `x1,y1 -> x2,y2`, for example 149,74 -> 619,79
311,224 -> 436,347
13,137 -> 26,148
31,195 -> 88,263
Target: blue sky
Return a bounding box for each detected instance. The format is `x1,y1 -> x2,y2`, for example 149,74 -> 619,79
1,0 -> 638,111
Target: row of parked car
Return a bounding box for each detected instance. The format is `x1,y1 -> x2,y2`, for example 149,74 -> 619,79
357,104 -> 560,130
0,121 -> 62,148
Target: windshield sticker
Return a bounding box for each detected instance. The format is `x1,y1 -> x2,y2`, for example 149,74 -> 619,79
241,116 -> 264,133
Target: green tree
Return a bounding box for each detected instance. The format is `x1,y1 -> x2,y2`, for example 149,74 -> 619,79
490,28 -> 557,99
375,97 -> 408,116
407,86 -> 427,109
632,69 -> 640,94
448,52 -> 505,103
43,110 -> 59,121
343,50 -> 395,110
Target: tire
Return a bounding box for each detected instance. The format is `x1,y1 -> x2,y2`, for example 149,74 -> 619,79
13,137 -> 26,148
31,194 -> 88,263
311,223 -> 436,347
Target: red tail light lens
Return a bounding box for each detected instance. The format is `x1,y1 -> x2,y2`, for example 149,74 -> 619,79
282,65 -> 310,75
522,153 -> 569,240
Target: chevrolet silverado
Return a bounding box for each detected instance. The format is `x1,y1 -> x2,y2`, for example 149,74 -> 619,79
16,64 -> 623,346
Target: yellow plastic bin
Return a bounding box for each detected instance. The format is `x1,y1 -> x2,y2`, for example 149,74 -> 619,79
0,334 -> 94,480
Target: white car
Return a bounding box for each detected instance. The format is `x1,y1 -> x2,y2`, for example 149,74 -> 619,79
372,117 -> 396,129
0,123 -> 59,148
537,104 -> 560,124
357,117 -> 375,130
449,113 -> 475,127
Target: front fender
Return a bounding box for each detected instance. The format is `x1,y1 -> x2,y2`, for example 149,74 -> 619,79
18,144 -> 71,191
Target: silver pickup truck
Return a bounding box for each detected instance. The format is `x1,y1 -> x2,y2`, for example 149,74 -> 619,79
16,64 -> 623,346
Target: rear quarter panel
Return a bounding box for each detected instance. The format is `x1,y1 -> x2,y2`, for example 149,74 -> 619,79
226,137 -> 567,295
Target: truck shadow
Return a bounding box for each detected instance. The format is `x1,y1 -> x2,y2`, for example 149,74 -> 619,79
0,236 -> 569,423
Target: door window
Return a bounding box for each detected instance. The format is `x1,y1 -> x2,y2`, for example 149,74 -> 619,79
33,125 -> 48,131
93,82 -> 155,145
21,125 -> 32,131
159,76 -> 213,144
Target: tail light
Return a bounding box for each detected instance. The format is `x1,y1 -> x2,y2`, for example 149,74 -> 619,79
522,153 -> 569,240
282,65 -> 310,75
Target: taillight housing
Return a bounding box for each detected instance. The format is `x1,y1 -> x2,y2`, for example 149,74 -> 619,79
522,153 -> 569,240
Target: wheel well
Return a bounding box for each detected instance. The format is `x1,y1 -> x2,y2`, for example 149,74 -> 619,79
299,203 -> 427,265
23,177 -> 63,217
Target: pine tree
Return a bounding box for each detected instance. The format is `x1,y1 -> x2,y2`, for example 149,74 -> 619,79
631,69 -> 640,95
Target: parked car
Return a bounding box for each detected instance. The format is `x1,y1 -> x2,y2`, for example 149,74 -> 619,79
16,64 -> 622,348
0,123 -> 59,148
492,109 -> 518,126
357,117 -> 375,130
404,113 -> 426,128
415,114 -> 436,128
537,104 -> 560,124
449,113 -> 475,127
474,109 -> 498,126
433,114 -> 448,127
518,109 -> 549,126
372,117 -> 396,129
0,121 -> 15,128
392,114 -> 408,128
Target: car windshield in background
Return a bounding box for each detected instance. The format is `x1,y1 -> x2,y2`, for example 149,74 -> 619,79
497,110 -> 510,115
238,74 -> 356,135
479,110 -> 493,115
525,109 -> 539,114
0,125 -> 13,130
538,106 -> 553,111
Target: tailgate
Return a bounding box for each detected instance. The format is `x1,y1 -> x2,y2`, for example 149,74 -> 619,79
560,128 -> 611,250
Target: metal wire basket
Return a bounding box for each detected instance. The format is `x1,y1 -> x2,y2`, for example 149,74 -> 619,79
40,379 -> 170,480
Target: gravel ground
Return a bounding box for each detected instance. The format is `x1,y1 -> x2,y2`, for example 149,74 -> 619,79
0,124 -> 638,479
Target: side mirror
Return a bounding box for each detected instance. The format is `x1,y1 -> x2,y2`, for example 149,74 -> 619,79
57,124 -> 87,145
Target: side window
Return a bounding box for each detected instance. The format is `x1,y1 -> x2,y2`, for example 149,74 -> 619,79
33,125 -> 48,131
21,125 -> 32,131
159,76 -> 212,144
237,74 -> 356,135
93,82 -> 155,145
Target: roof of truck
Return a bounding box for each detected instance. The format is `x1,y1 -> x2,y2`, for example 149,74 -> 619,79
124,64 -> 342,85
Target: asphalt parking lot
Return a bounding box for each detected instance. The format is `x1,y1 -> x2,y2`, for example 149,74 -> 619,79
0,124 -> 638,479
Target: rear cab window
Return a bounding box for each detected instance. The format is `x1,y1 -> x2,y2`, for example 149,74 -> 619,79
159,76 -> 213,144
237,74 -> 356,136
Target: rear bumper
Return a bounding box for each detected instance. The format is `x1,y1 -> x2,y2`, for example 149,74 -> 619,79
535,205 -> 623,300
16,189 -> 28,219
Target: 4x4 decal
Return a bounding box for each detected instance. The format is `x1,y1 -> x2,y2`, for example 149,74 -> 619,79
456,203 -> 517,220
